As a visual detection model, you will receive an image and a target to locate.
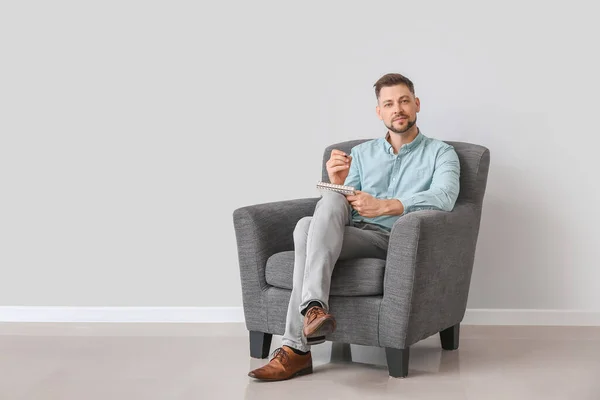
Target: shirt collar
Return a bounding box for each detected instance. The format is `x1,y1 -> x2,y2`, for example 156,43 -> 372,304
383,129 -> 424,155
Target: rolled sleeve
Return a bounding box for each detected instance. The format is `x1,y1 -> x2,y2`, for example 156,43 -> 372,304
343,148 -> 361,190
397,146 -> 460,215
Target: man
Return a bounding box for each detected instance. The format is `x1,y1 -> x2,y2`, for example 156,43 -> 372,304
248,73 -> 461,381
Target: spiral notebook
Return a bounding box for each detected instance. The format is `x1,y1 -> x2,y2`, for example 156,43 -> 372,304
316,181 -> 356,195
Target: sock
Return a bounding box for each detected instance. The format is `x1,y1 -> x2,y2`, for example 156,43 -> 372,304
301,301 -> 322,316
289,347 -> 310,355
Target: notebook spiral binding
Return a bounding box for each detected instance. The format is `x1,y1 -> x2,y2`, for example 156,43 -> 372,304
316,181 -> 356,195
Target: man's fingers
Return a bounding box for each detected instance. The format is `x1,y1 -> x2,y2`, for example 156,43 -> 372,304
328,159 -> 350,167
331,155 -> 351,163
349,197 -> 362,205
328,165 -> 349,172
331,149 -> 349,157
327,157 -> 351,167
330,151 -> 352,163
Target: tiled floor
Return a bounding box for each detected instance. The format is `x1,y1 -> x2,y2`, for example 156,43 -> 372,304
0,323 -> 599,399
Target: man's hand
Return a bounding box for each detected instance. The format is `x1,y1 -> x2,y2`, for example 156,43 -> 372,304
326,149 -> 352,185
346,191 -> 405,218
346,191 -> 383,218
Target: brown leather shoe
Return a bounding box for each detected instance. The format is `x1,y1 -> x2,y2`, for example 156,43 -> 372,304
248,346 -> 312,381
303,306 -> 336,344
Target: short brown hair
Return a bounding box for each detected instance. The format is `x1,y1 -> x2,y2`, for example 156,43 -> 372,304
374,73 -> 415,100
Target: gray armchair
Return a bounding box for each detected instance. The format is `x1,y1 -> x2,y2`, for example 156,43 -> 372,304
233,139 -> 490,378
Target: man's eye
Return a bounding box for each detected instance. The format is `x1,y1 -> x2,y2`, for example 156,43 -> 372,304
384,104 -> 391,107
402,100 -> 408,103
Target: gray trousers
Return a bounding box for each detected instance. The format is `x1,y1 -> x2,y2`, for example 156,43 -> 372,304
280,191 -> 391,352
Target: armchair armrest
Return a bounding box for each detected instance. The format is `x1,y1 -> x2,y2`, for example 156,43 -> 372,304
233,197 -> 320,331
379,203 -> 481,349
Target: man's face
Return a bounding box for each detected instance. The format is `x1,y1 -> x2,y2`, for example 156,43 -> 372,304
376,84 -> 420,134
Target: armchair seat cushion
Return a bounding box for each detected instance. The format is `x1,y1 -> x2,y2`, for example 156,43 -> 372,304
265,251 -> 386,296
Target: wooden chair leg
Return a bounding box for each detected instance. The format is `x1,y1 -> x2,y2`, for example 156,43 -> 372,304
330,342 -> 352,363
385,347 -> 410,378
249,331 -> 272,359
440,323 -> 460,350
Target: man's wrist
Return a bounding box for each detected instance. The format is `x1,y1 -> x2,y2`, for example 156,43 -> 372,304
380,199 -> 404,216
329,176 -> 345,185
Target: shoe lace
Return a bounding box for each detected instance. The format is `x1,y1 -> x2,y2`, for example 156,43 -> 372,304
270,347 -> 290,364
306,306 -> 325,323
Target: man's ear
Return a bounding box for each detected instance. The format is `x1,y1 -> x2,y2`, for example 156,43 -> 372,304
376,105 -> 382,120
415,97 -> 421,113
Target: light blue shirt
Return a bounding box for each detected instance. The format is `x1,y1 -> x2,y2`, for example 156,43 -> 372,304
343,131 -> 460,232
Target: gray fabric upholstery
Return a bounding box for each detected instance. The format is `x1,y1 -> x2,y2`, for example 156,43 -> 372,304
266,287 -> 382,347
379,203 -> 482,348
233,198 -> 319,333
265,251 -> 386,296
234,139 -> 490,351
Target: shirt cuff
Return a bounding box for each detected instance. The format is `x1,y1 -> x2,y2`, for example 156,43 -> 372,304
396,196 -> 414,215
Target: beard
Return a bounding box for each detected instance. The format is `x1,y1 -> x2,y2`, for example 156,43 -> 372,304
385,114 -> 417,134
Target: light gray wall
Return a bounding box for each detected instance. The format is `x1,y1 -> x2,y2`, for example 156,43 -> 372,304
1,1 -> 598,310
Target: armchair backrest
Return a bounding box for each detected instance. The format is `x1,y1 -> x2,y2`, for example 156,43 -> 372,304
322,139 -> 490,210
